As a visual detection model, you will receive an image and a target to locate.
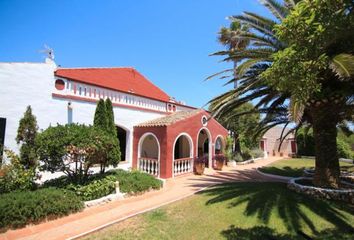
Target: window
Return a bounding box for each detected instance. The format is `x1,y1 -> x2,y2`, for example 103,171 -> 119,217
55,79 -> 65,90
201,116 -> 208,126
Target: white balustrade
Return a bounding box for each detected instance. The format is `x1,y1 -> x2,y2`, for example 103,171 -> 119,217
138,158 -> 159,176
173,157 -> 193,176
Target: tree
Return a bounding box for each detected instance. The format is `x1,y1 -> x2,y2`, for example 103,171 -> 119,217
210,0 -> 353,188
105,98 -> 117,137
262,0 -> 354,187
93,99 -> 107,130
93,99 -> 121,173
209,21 -> 250,89
209,0 -> 298,140
105,98 -> 121,172
36,124 -> 118,182
16,106 -> 38,168
210,102 -> 260,153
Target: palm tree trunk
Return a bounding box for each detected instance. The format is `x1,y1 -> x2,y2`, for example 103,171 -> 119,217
311,103 -> 340,188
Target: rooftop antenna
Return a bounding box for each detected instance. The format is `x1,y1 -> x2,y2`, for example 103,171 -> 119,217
39,44 -> 55,60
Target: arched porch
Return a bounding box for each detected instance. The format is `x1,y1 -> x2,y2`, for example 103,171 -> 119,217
197,128 -> 212,168
172,133 -> 193,177
138,132 -> 160,177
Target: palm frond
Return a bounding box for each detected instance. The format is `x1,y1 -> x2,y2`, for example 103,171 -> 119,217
260,0 -> 289,20
224,48 -> 275,62
283,0 -> 298,8
236,32 -> 280,49
288,98 -> 305,124
205,69 -> 234,81
209,50 -> 231,56
329,53 -> 354,79
230,13 -> 275,37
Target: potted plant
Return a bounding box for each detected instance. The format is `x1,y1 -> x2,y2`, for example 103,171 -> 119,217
213,154 -> 226,170
194,156 -> 208,175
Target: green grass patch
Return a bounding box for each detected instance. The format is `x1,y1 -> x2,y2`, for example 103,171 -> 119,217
259,158 -> 354,177
82,182 -> 354,240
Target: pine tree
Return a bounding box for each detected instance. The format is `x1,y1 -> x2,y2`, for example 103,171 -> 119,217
16,106 -> 38,168
93,99 -> 121,173
93,99 -> 107,130
105,98 -> 117,137
105,98 -> 121,167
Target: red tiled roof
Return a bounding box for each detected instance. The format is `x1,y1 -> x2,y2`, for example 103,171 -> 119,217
55,67 -> 171,102
136,109 -> 203,127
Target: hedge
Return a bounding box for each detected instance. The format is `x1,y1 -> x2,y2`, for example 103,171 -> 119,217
44,169 -> 163,201
0,188 -> 84,230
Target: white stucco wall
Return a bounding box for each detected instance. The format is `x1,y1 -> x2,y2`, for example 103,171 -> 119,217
0,59 -> 166,166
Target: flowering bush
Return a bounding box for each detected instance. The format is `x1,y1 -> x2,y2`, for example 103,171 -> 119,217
213,154 -> 227,163
0,149 -> 37,194
194,156 -> 208,164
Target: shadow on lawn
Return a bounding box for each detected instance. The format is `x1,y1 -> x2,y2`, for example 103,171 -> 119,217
221,225 -> 354,240
260,166 -> 305,177
200,182 -> 354,238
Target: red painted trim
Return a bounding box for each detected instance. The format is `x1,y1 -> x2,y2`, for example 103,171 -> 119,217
55,77 -> 197,110
52,93 -> 169,115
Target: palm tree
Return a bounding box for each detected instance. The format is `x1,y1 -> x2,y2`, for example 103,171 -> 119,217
209,0 -> 298,138
208,0 -> 354,188
216,21 -> 250,89
210,21 -> 250,153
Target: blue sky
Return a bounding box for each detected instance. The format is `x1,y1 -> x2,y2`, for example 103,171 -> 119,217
0,0 -> 269,108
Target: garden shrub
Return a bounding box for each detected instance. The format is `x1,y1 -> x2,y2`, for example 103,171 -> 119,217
296,127 -> 315,156
0,188 -> 83,230
36,124 -> 120,181
43,169 -> 163,201
0,149 -> 37,194
234,153 -> 243,162
337,138 -> 353,159
66,176 -> 116,201
241,148 -> 253,160
224,136 -> 234,161
296,127 -> 354,159
250,148 -> 264,158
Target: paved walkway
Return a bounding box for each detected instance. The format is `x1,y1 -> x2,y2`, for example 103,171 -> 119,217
0,157 -> 285,240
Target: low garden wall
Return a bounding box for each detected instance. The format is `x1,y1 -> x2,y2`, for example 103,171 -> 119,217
236,157 -> 264,165
287,177 -> 354,204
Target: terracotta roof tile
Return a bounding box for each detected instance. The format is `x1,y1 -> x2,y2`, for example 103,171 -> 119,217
136,109 -> 203,127
55,67 -> 171,102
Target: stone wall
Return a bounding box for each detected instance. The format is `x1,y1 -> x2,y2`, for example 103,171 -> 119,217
287,177 -> 354,204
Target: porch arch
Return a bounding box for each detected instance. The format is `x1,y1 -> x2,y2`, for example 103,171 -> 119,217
196,127 -> 212,167
214,135 -> 225,155
138,132 -> 160,177
172,133 -> 194,177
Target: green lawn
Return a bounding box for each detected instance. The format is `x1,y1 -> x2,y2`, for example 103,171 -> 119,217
259,158 -> 354,177
82,182 -> 354,240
